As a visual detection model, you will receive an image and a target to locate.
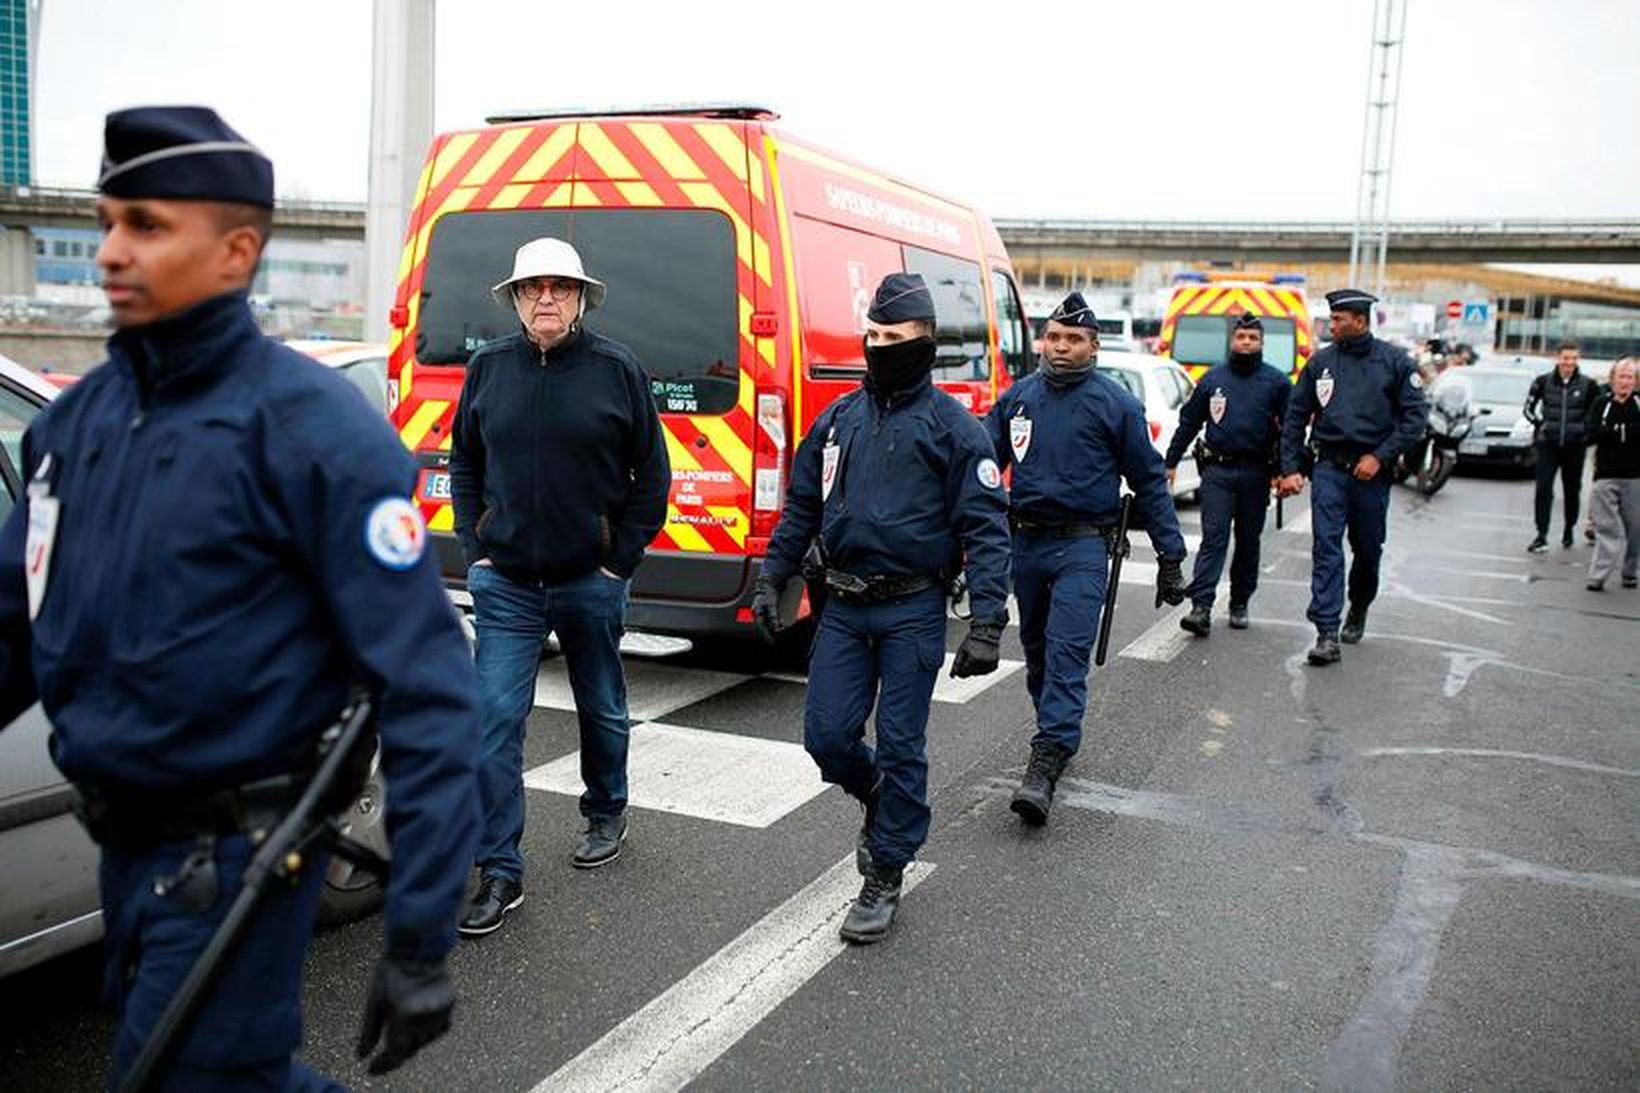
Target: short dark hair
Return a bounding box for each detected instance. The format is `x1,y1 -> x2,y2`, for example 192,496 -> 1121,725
212,202 -> 273,253
1556,339 -> 1580,354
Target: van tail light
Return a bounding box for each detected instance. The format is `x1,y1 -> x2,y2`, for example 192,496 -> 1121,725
1149,419 -> 1163,442
751,389 -> 788,544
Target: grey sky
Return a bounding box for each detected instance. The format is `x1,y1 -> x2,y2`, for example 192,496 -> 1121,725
32,0 -> 1640,222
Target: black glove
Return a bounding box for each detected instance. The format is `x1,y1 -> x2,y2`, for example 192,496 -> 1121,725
1155,556 -> 1186,607
357,955 -> 455,1076
751,575 -> 785,645
950,618 -> 1005,678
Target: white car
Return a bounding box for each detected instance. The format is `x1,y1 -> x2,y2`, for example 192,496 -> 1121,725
286,340 -> 394,415
1095,349 -> 1204,500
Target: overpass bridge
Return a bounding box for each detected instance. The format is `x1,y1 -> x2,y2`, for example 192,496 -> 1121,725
0,185 -> 364,241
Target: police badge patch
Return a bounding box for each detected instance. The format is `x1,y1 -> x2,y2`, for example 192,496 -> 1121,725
821,430 -> 840,501
1009,410 -> 1032,462
1316,368 -> 1335,408
977,458 -> 1002,490
1209,388 -> 1227,424
365,497 -> 427,570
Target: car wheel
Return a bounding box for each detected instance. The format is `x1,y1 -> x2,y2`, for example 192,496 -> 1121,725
318,748 -> 389,927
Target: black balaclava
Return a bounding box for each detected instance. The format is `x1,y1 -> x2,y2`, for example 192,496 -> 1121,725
865,336 -> 936,393
1229,314 -> 1263,374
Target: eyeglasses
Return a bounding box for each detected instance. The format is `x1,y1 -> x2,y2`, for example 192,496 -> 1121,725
514,277 -> 579,302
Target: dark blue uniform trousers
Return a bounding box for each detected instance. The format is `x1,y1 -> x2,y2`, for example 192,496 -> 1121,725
1187,463 -> 1271,609
100,834 -> 342,1091
1014,534 -> 1109,755
803,587 -> 947,871
1307,461 -> 1391,634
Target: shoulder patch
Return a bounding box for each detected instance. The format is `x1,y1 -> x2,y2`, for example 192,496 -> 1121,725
977,458 -> 1003,490
1409,372 -> 1424,389
365,497 -> 428,571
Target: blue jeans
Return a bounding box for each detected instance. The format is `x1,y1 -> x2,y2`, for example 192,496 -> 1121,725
100,834 -> 342,1091
803,588 -> 947,872
1014,534 -> 1109,755
1308,461 -> 1391,633
469,563 -> 631,883
1188,463 -> 1271,609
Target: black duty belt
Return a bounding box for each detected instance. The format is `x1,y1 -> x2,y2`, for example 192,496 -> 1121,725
1195,443 -> 1275,469
74,772 -> 310,851
1316,446 -> 1373,472
1009,515 -> 1115,540
823,569 -> 940,604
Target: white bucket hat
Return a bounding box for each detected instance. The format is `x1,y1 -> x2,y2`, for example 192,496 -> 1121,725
490,237 -> 607,313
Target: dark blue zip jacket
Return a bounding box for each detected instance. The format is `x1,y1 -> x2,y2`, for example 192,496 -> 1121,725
763,374 -> 1011,622
0,292 -> 479,961
449,327 -> 669,582
985,369 -> 1187,561
1165,359 -> 1291,466
1281,335 -> 1427,474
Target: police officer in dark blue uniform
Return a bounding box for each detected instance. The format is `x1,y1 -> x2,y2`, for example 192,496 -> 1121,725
0,107 -> 481,1089
751,273 -> 1010,944
1165,313 -> 1291,635
1278,289 -> 1427,665
984,292 -> 1187,826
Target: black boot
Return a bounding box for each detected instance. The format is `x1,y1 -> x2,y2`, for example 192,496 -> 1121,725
1340,606 -> 1368,644
1307,631 -> 1342,666
1179,603 -> 1212,636
458,876 -> 524,937
1010,742 -> 1073,826
1228,603 -> 1250,630
839,862 -> 904,944
853,781 -> 881,876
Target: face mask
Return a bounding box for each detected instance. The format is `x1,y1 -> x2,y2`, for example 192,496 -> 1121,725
1229,350 -> 1261,373
1040,352 -> 1095,387
864,336 -> 936,393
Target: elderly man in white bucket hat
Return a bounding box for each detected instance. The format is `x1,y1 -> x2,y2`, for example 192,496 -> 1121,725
449,237 -> 670,936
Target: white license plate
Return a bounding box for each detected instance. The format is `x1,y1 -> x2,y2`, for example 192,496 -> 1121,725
1458,438 -> 1488,455
421,470 -> 452,501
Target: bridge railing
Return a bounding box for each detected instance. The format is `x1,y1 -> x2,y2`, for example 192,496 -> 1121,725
0,185 -> 367,217
995,217 -> 1640,237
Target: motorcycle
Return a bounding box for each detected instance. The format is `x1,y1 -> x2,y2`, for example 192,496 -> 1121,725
1394,378 -> 1475,496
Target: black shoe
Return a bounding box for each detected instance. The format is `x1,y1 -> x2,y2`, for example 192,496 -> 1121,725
1586,579 -> 1604,591
854,782 -> 881,876
573,812 -> 628,869
1179,604 -> 1212,637
1010,742 -> 1073,826
1526,536 -> 1548,554
1340,607 -> 1368,644
458,876 -> 524,937
839,863 -> 903,944
1307,632 -> 1341,666
1624,577 -> 1637,589
1585,526 -> 1597,543
1228,603 -> 1250,630
1562,533 -> 1574,548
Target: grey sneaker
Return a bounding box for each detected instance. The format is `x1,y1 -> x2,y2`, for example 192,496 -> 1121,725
573,812 -> 628,869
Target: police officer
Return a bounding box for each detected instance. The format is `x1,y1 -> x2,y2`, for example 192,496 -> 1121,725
1165,313 -> 1291,635
751,273 -> 1010,944
984,292 -> 1187,826
0,107 -> 480,1088
1277,289 -> 1427,665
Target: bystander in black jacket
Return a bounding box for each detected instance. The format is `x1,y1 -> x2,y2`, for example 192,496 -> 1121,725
1586,389 -> 1639,480
1524,367 -> 1600,446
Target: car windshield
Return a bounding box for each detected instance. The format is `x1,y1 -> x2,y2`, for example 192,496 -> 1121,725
417,208 -> 742,414
1096,364 -> 1143,400
1442,370 -> 1533,404
1174,314 -> 1296,371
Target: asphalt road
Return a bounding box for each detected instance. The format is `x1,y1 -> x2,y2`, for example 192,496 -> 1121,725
3,470 -> 1636,1091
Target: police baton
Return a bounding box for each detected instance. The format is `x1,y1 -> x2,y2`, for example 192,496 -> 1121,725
1093,494 -> 1133,667
120,692 -> 381,1093
1276,490 -> 1285,531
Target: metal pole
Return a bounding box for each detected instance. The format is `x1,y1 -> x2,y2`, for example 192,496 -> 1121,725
365,0 -> 435,344
1374,0 -> 1409,300
1348,0 -> 1380,285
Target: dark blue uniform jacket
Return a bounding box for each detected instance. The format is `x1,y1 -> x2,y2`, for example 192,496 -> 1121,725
763,375 -> 1011,622
0,293 -> 480,961
1281,336 -> 1427,475
1165,361 -> 1291,465
985,370 -> 1187,560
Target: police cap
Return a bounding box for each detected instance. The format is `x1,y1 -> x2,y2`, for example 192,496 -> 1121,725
868,272 -> 936,325
98,106 -> 274,209
1325,288 -> 1377,316
1046,291 -> 1098,330
1233,313 -> 1264,332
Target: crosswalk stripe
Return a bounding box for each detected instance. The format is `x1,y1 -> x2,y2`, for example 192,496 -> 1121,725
534,660 -> 750,722
535,856 -> 934,1093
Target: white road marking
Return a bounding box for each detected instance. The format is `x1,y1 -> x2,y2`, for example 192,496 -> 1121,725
1280,508 -> 1312,535
1117,602 -> 1195,662
1408,547 -> 1531,565
1360,747 -> 1639,779
523,721 -> 827,828
1416,565 -> 1529,583
534,660 -> 750,722
535,856 -> 934,1093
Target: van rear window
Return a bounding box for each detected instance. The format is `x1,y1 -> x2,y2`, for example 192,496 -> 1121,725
416,208 -> 741,415
1174,314 -> 1296,372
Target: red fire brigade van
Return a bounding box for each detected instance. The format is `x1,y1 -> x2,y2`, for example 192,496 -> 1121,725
387,104 -> 1032,640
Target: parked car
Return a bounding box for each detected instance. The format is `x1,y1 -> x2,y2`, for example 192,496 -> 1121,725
286,340 -> 394,415
1437,365 -> 1538,472
1095,349 -> 1203,500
